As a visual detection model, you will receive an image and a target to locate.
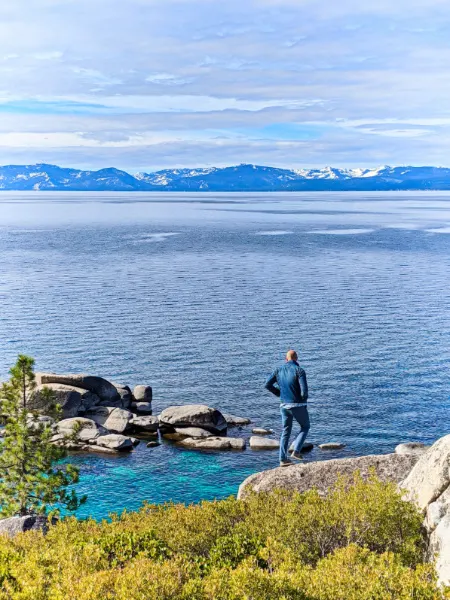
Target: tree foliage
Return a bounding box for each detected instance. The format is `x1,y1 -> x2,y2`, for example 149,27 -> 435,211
0,475 -> 447,599
0,355 -> 86,517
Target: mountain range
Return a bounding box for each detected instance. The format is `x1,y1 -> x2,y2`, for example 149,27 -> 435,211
2,163 -> 450,191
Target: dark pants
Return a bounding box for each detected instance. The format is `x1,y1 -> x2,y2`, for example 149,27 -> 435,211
280,404 -> 310,462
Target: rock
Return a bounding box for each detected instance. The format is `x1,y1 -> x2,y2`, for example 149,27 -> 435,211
159,405 -> 227,435
175,427 -> 214,438
56,417 -> 104,445
395,442 -> 430,456
289,442 -> 314,453
86,407 -> 133,434
133,385 -> 153,402
223,414 -> 252,426
178,436 -> 246,450
82,445 -> 121,455
36,373 -> 120,404
319,443 -> 346,450
131,402 -> 153,414
0,515 -> 56,537
238,453 -> 419,499
400,435 -> 450,587
228,437 -> 247,450
95,434 -> 136,452
250,436 -> 280,450
147,441 -> 161,448
110,384 -> 132,409
163,427 -> 215,441
30,384 -> 84,418
26,414 -> 55,431
429,514 -> 450,585
425,486 -> 450,532
127,415 -> 159,433
252,428 -> 274,435
401,434 -> 450,512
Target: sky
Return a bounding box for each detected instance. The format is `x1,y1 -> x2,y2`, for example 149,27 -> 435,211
0,0 -> 449,172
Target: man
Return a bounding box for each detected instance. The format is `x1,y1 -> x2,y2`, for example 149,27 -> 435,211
265,350 -> 310,467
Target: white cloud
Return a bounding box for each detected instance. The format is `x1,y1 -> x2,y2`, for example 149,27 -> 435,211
0,0 -> 448,168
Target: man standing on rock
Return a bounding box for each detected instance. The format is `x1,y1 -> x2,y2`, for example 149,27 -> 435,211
265,350 -> 310,467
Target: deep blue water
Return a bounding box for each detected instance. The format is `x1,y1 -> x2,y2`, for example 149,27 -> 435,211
0,191 -> 450,520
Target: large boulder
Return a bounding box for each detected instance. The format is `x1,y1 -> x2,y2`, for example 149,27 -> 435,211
178,436 -> 246,450
30,384 -> 89,418
401,435 -> 450,512
159,404 -> 227,434
400,435 -> 450,586
133,385 -> 152,402
0,515 -> 55,537
238,453 -> 419,499
429,514 -> 450,585
36,373 -> 120,404
127,415 -> 159,433
109,384 -> 132,409
131,402 -> 153,414
95,434 -> 136,452
86,407 -> 133,434
55,417 -> 104,446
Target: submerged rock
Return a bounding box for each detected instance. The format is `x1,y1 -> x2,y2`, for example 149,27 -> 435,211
319,443 -> 346,450
238,453 -> 419,499
289,442 -> 314,453
252,428 -> 273,435
159,405 -> 227,434
147,441 -> 161,448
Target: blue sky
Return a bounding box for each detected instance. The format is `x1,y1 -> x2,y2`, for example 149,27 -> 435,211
0,0 -> 449,171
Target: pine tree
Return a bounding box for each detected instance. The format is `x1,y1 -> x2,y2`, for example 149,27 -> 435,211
0,355 -> 86,518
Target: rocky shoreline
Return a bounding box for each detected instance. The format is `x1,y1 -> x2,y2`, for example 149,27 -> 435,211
20,371 -> 319,454
1,369 -> 449,585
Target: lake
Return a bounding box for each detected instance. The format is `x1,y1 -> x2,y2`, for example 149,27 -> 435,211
0,191 -> 449,520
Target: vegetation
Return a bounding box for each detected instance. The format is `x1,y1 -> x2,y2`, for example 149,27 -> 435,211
0,474 -> 448,599
0,355 -> 86,517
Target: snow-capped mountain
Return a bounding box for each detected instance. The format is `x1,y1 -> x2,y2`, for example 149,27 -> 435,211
1,163 -> 450,191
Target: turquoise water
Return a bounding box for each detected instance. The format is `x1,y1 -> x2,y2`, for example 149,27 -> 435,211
1,191 -> 450,520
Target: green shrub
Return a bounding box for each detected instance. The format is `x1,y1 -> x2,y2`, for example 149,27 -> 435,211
0,475 -> 446,600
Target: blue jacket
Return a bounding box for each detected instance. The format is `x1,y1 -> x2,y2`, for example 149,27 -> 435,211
265,360 -> 308,404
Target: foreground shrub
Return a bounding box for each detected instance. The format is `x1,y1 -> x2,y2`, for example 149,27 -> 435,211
0,475 -> 446,599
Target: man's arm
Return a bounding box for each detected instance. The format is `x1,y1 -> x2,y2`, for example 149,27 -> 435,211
298,369 -> 308,402
265,371 -> 280,397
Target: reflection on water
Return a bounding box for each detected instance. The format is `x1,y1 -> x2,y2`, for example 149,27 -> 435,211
0,191 -> 449,519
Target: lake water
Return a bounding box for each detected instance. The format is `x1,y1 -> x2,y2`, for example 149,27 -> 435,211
1,191 -> 450,520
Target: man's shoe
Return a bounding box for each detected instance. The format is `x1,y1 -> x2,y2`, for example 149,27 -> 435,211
280,459 -> 293,467
291,452 -> 304,461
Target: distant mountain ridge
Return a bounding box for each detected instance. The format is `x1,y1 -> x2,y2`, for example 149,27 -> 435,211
2,163 -> 450,191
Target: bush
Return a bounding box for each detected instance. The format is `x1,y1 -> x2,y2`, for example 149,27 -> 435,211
0,475 -> 446,600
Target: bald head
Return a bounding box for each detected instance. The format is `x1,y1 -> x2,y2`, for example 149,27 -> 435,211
286,350 -> 298,362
